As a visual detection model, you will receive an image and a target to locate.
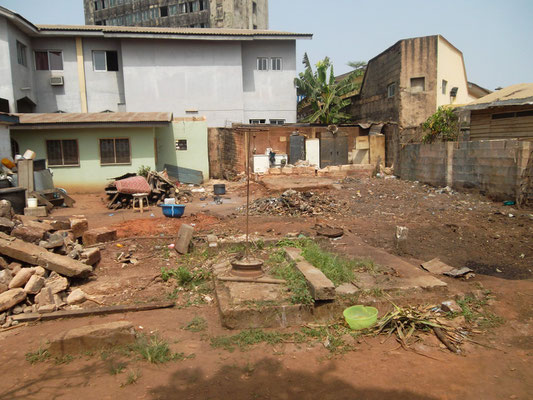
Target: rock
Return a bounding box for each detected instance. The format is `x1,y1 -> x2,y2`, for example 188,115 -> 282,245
68,250 -> 80,260
448,315 -> 466,329
0,256 -> 8,269
43,217 -> 71,231
0,312 -> 6,324
7,262 -> 22,273
24,220 -> 54,232
82,227 -> 117,246
11,225 -> 47,244
24,206 -> 47,217
23,306 -> 32,314
0,216 -> 15,233
35,287 -> 54,305
38,304 -> 57,314
12,305 -> 23,315
394,226 -> 409,253
441,300 -> 462,313
67,288 -> 86,305
0,283 -> 7,294
0,232 -> 93,278
45,272 -> 69,294
0,199 -> 13,219
8,268 -> 34,289
0,288 -> 27,312
34,266 -> 46,277
69,216 -> 88,239
207,234 -> 218,248
48,321 -> 135,356
55,230 -> 75,242
24,275 -> 45,294
176,224 -> 194,254
81,248 -> 101,266
335,283 -> 358,295
53,293 -> 65,308
0,269 -> 13,286
40,232 -> 66,249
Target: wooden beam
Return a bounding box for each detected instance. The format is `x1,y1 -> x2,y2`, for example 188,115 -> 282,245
30,191 -> 54,212
12,301 -> 175,323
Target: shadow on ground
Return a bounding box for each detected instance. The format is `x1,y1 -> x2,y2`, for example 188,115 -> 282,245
149,357 -> 438,400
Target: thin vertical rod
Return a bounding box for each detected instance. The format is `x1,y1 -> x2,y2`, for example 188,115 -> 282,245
245,130 -> 250,255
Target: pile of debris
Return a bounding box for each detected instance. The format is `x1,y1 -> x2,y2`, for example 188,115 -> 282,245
246,189 -> 346,216
0,203 -> 116,328
105,171 -> 192,210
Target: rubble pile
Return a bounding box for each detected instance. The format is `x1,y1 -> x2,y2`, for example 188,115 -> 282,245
0,202 -> 110,329
246,189 -> 346,216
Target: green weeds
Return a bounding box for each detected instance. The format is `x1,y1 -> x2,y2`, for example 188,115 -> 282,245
267,249 -> 313,305
183,316 -> 207,332
25,347 -> 50,364
127,334 -> 183,364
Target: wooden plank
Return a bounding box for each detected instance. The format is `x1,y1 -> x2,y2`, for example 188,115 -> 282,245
284,247 -> 335,301
30,191 -> 54,212
58,190 -> 75,207
17,159 -> 34,192
12,301 -> 175,323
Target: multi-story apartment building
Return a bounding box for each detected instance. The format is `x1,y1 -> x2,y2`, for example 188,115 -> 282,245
0,6 -> 310,127
84,0 -> 268,30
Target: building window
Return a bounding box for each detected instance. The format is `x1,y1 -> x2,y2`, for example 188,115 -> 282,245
442,79 -> 448,95
249,119 -> 266,124
16,41 -> 27,67
100,138 -> 131,165
109,0 -> 116,6
253,1 -> 257,14
410,77 -> 425,93
35,50 -> 63,71
169,4 -> 178,15
191,1 -> 200,12
387,83 -> 396,98
271,58 -> 282,71
257,57 -> 269,71
46,140 -> 79,167
270,119 -> 285,125
179,3 -> 187,13
199,0 -> 206,11
176,140 -> 188,150
159,6 -> 168,17
93,50 -> 119,71
94,1 -> 99,11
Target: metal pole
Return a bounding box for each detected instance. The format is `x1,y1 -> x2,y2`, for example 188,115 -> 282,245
245,130 -> 250,255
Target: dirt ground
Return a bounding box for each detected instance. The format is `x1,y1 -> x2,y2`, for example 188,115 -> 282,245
1,176 -> 532,399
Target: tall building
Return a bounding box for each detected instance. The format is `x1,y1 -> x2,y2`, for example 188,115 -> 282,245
83,0 -> 268,29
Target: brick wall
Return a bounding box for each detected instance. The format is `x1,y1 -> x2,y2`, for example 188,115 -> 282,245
398,139 -> 533,201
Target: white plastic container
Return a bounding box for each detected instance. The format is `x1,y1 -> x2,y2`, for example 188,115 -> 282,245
27,197 -> 38,208
164,198 -> 176,205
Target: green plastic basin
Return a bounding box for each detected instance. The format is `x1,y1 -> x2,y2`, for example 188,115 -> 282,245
343,305 -> 378,330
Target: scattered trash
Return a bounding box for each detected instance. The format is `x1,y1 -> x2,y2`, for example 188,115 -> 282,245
421,258 -> 474,279
503,201 -> 516,206
108,214 -> 114,217
168,244 -> 175,249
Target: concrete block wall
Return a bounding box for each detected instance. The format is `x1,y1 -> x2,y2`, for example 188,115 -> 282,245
399,139 -> 532,201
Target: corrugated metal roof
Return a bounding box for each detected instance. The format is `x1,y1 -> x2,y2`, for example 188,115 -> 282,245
15,112 -> 173,125
462,83 -> 533,110
36,24 -> 312,38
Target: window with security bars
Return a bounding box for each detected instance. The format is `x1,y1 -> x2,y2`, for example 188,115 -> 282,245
99,138 -> 131,165
176,140 -> 188,150
46,140 -> 79,166
271,57 -> 282,71
257,57 -> 269,71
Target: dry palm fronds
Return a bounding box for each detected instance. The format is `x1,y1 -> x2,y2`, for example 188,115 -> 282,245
373,303 -> 467,354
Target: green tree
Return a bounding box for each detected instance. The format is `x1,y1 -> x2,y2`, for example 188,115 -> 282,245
294,54 -> 359,124
347,60 -> 367,76
422,106 -> 460,143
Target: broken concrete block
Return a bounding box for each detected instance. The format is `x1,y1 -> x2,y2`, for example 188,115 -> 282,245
33,266 -> 46,277
12,305 -> 23,315
176,224 -> 194,254
0,283 -> 7,295
207,234 -> 218,248
0,200 -> 13,219
55,230 -> 75,242
67,288 -> 86,305
8,268 -> 34,289
0,217 -> 14,234
23,220 -> 54,232
69,217 -> 88,239
441,300 -> 462,313
35,287 -> 54,305
0,232 -> 92,278
48,321 -> 135,356
45,271 -> 69,294
24,275 -> 45,294
82,227 -> 117,246
43,217 -> 71,231
284,247 -> 335,301
24,206 -> 47,217
38,304 -> 57,314
81,248 -> 101,266
394,226 -> 409,253
0,288 -> 27,312
11,225 -> 46,244
8,262 -> 22,275
53,293 -> 66,308
0,256 -> 8,269
40,232 -> 66,249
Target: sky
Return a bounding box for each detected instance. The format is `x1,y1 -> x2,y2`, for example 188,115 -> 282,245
1,0 -> 532,90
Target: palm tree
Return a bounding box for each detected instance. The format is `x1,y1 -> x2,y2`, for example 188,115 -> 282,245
294,54 -> 359,124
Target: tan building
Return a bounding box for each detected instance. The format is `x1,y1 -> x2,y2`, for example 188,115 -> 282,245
84,0 -> 268,30
348,35 -> 489,166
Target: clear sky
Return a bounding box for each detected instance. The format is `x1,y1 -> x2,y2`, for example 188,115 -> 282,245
1,0 -> 532,90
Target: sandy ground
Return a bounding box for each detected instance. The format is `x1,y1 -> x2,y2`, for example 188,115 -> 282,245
0,176 -> 531,399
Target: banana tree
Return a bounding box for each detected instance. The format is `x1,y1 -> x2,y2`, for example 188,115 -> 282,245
294,54 -> 358,124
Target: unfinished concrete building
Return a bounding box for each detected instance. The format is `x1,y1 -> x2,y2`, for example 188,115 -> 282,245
83,0 -> 268,29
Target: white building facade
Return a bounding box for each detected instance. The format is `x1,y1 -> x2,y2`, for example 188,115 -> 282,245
0,7 -> 311,127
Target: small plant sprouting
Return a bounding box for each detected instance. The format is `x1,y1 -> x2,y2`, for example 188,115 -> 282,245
184,316 -> 208,332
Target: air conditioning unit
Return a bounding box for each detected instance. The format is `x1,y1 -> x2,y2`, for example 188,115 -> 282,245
50,76 -> 64,86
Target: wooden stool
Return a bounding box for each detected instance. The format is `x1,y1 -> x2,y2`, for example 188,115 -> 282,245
132,193 -> 149,213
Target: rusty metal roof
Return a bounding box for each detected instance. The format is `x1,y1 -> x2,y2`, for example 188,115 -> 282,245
36,24 -> 312,39
461,83 -> 533,110
15,112 -> 173,125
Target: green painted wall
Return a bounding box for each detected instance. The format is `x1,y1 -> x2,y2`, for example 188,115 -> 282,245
155,120 -> 209,181
11,127 -> 156,193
